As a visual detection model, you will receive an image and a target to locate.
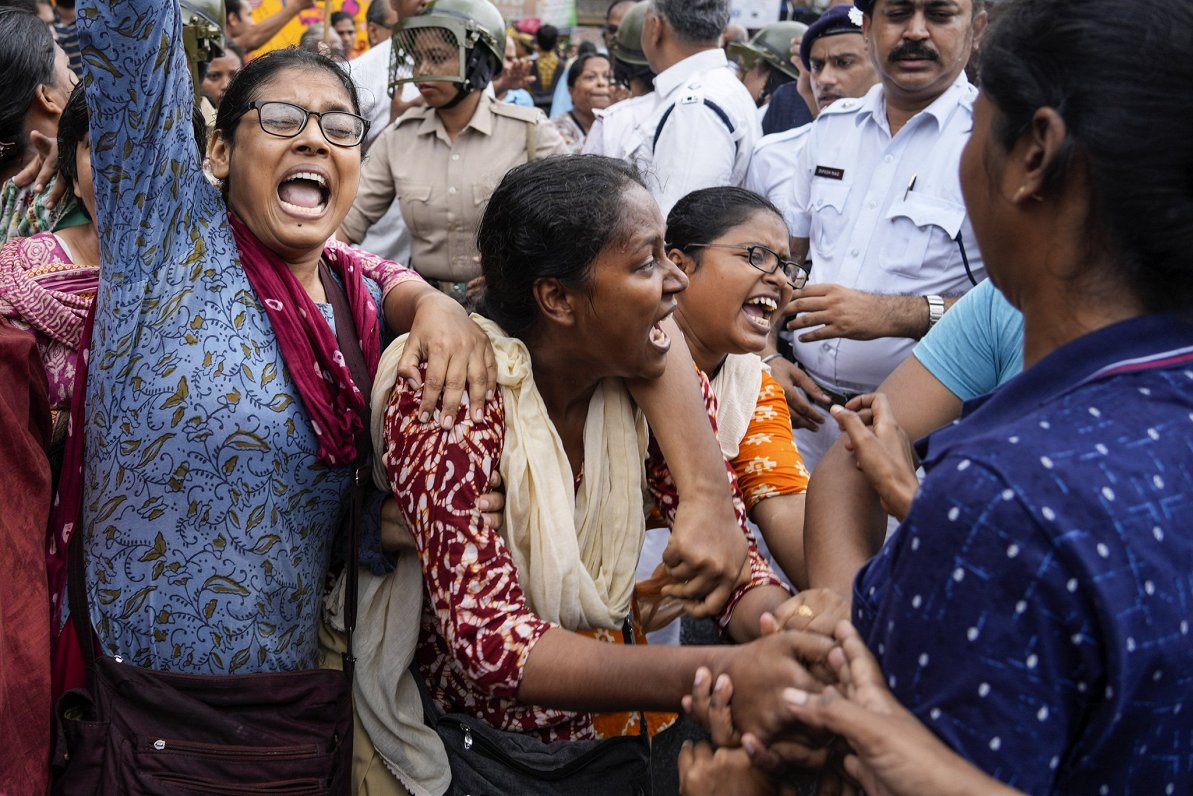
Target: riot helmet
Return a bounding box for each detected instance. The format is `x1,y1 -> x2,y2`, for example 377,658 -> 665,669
181,0 -> 226,100
389,0 -> 506,106
728,20 -> 807,82
608,1 -> 654,91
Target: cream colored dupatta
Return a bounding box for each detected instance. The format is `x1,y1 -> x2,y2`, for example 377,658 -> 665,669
349,316 -> 649,795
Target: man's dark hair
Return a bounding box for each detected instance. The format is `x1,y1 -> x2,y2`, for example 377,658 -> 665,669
652,0 -> 729,44
605,0 -> 634,22
366,0 -> 392,28
535,24 -> 558,52
0,0 -> 39,13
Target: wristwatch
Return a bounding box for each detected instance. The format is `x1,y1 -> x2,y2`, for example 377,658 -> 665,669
925,294 -> 945,330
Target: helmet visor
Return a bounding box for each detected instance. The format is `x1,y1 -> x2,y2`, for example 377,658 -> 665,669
390,22 -> 467,91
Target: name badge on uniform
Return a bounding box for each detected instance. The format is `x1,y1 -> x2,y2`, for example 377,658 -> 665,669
815,165 -> 845,180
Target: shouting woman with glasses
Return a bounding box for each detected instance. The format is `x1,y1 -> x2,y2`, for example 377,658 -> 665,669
64,15 -> 497,688
665,187 -> 813,588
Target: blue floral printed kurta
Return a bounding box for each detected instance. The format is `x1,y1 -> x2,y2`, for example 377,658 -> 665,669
76,0 -> 383,673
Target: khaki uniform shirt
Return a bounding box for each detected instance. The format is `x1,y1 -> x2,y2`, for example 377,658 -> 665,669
342,93 -> 567,282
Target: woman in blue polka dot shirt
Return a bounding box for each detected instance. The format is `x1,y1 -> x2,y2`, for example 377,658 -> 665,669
680,0 -> 1193,793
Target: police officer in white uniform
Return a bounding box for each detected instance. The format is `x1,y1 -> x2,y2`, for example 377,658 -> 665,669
746,5 -> 875,225
582,0 -> 656,159
633,0 -> 760,217
774,0 -> 989,470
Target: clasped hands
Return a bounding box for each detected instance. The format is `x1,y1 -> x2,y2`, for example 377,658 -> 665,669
678,589 -> 860,796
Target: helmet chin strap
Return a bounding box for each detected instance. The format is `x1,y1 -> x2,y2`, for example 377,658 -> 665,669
439,81 -> 474,110
435,44 -> 497,110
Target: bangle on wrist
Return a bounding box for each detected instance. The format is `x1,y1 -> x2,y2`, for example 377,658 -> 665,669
761,353 -> 782,364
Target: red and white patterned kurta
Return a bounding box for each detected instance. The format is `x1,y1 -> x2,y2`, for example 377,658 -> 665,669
382,367 -> 784,742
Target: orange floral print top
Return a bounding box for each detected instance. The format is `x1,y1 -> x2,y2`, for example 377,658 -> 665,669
731,370 -> 810,512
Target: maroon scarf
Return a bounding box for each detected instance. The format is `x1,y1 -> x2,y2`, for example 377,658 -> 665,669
229,212 -> 380,467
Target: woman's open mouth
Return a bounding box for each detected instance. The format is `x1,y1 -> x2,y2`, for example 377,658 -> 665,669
277,171 -> 330,218
742,295 -> 778,329
649,310 -> 673,353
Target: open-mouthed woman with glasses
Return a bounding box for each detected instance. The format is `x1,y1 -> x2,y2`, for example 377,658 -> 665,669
69,0 -> 496,681
665,187 -> 813,588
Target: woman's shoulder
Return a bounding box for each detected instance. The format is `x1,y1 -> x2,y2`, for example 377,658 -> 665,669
493,99 -> 554,141
327,238 -> 422,296
1,231 -> 70,267
925,368 -> 1193,524
757,367 -> 786,405
373,359 -> 506,493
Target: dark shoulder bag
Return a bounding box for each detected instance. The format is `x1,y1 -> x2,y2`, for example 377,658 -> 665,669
414,621 -> 653,796
51,266 -> 370,795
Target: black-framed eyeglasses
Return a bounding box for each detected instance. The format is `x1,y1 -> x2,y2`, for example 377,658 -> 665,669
239,100 -> 370,148
682,243 -> 809,288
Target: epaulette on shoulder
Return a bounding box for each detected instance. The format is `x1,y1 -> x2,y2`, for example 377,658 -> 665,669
393,105 -> 433,126
817,97 -> 863,117
491,102 -> 545,124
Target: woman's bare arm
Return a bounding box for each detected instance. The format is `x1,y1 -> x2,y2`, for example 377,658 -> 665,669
803,355 -> 962,598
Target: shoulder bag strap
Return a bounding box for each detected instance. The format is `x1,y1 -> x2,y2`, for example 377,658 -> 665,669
318,262 -> 371,678
59,301 -> 99,672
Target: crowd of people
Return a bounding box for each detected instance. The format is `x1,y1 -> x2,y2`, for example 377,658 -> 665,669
1,0 -> 1191,793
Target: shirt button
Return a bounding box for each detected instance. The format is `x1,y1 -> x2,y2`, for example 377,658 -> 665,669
451,153 -> 460,161
869,200 -> 878,209
821,343 -> 832,352
850,249 -> 859,257
448,186 -> 457,195
884,155 -> 894,163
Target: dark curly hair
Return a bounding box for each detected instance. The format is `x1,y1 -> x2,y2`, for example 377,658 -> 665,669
665,187 -> 784,258
477,155 -> 649,341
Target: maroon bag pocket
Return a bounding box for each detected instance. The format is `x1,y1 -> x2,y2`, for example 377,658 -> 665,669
52,657 -> 352,796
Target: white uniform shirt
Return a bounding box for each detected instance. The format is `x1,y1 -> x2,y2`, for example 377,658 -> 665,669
347,40 -> 416,265
788,75 -> 984,395
631,48 -> 761,218
745,122 -> 812,222
582,92 -> 657,159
